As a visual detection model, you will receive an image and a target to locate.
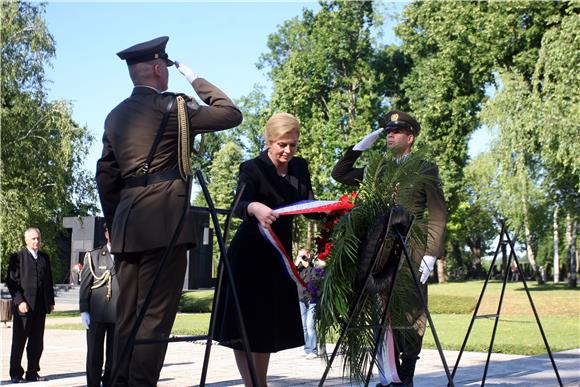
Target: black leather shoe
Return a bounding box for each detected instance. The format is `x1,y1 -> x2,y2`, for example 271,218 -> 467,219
25,375 -> 48,382
10,377 -> 25,383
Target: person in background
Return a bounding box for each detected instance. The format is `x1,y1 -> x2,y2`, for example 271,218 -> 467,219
7,227 -> 55,383
79,227 -> 118,387
295,248 -> 323,359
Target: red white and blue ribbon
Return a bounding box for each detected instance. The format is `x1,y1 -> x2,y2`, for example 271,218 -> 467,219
380,323 -> 402,384
258,199 -> 353,288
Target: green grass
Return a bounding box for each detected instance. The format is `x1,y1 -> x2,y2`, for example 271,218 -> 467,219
178,290 -> 214,313
423,314 -> 580,355
47,311 -> 79,318
48,281 -> 580,355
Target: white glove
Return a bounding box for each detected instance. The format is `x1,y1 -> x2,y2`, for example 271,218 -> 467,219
81,312 -> 90,329
353,128 -> 384,151
419,255 -> 437,284
174,61 -> 199,84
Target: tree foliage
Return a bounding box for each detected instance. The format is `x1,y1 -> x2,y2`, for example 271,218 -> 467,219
1,1 -> 97,280
260,1 -> 405,200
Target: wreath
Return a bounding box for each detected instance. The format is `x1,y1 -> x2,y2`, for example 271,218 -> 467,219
316,150 -> 435,383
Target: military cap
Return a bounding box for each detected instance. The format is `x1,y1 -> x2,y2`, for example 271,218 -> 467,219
385,110 -> 421,135
117,36 -> 174,66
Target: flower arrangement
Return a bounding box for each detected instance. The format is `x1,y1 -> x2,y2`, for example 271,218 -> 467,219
315,192 -> 357,261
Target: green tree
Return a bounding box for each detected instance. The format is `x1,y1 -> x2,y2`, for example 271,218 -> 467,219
395,1 -> 573,281
193,141 -> 244,275
1,1 -> 97,280
231,86 -> 270,158
260,1 -> 396,199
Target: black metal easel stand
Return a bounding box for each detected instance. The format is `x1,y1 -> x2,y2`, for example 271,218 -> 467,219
318,208 -> 454,387
108,171 -> 259,387
196,172 -> 259,387
449,220 -> 563,387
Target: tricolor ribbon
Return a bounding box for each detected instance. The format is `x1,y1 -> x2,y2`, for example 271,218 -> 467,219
377,317 -> 402,384
258,199 -> 354,288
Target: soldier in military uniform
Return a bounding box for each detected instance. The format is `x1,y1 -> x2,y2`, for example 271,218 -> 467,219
332,110 -> 447,387
79,227 -> 117,387
96,36 -> 242,386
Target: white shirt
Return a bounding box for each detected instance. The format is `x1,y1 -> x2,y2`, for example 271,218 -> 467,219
27,247 -> 38,259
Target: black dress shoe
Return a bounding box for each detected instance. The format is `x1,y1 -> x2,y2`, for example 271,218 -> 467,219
25,375 -> 48,382
10,376 -> 25,383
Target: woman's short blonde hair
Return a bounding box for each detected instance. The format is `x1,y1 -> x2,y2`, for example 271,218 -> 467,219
264,112 -> 300,142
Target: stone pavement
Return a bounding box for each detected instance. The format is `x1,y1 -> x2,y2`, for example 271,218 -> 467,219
0,286 -> 578,386
1,321 -> 578,386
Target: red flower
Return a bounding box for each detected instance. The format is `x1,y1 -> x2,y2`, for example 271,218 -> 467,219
314,192 -> 357,261
318,242 -> 332,261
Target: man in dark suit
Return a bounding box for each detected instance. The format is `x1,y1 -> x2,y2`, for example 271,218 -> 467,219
332,110 -> 447,387
79,227 -> 118,387
96,36 -> 242,386
7,227 -> 55,383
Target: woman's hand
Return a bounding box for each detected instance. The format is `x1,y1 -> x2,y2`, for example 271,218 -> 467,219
248,202 -> 279,228
18,302 -> 29,314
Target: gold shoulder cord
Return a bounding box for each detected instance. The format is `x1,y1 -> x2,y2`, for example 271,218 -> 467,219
176,95 -> 204,179
87,252 -> 112,301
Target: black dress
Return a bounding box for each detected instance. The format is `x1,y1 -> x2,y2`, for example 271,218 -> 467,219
214,150 -> 318,353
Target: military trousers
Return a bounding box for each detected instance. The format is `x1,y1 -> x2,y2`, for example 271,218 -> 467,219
113,245 -> 187,387
86,320 -> 115,387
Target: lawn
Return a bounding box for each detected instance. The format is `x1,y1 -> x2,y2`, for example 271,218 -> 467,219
49,281 -> 580,355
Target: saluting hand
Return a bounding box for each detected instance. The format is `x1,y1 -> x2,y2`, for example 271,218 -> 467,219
353,128 -> 384,151
174,61 -> 199,84
248,202 -> 279,228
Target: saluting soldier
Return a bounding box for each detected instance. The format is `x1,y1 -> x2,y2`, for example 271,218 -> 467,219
79,227 -> 118,387
96,36 -> 242,386
332,110 -> 448,387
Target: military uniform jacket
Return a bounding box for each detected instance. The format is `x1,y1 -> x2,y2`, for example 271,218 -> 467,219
332,147 -> 448,258
96,78 -> 242,253
7,249 -> 55,314
79,246 -> 118,323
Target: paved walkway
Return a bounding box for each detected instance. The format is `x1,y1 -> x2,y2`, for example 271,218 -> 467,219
0,286 -> 578,386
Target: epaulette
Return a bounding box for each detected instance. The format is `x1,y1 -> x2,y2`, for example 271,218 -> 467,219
162,92 -> 200,110
162,91 -> 189,99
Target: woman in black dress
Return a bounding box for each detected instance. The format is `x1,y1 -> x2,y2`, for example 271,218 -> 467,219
214,112 -> 319,386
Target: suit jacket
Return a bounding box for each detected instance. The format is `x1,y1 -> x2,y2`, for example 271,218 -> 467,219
96,78 -> 242,253
332,147 -> 448,258
7,249 -> 55,314
79,246 -> 118,323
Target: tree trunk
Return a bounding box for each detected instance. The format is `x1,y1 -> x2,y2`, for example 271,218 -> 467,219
566,214 -> 577,288
451,240 -> 463,279
501,240 -> 508,277
522,199 -> 539,282
306,221 -> 314,251
467,237 -> 484,278
553,205 -> 560,283
437,257 -> 447,284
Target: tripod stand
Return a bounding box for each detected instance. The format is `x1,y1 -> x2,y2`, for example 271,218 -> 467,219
450,220 -> 563,387
319,206 -> 454,387
108,170 -> 259,386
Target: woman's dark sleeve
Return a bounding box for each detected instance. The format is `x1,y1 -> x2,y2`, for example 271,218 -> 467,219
232,161 -> 257,221
331,146 -> 365,187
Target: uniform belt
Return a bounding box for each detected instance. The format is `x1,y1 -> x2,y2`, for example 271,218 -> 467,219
124,170 -> 181,188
